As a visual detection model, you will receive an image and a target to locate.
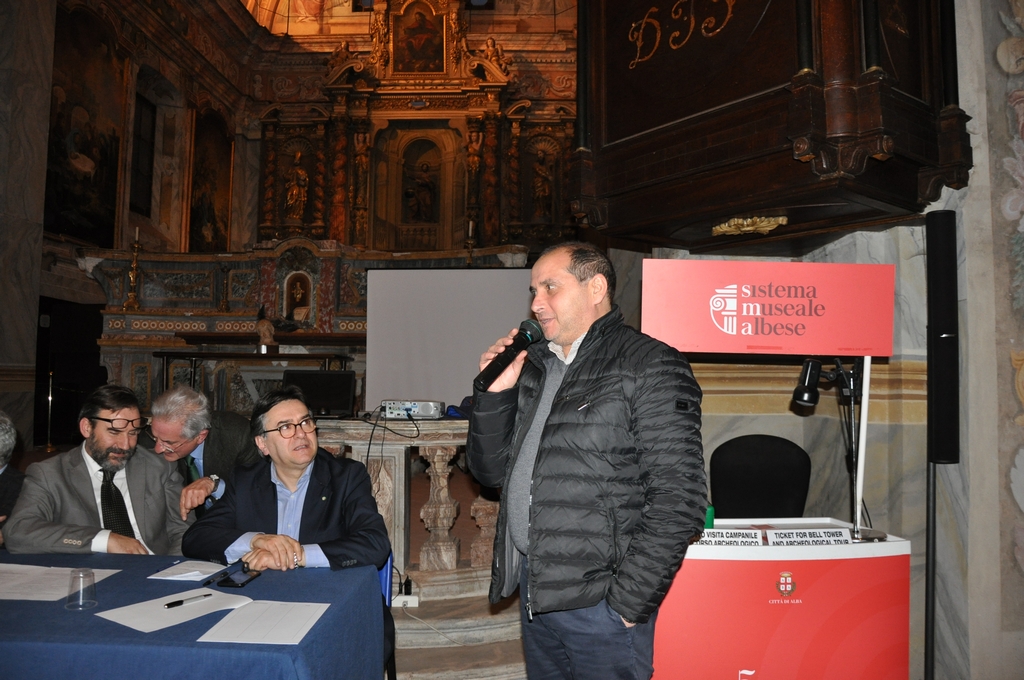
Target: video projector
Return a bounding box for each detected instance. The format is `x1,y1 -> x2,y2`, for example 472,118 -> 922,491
381,400 -> 445,420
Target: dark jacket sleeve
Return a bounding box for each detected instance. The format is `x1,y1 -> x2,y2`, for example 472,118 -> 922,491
180,465 -> 250,564
314,458 -> 391,571
606,349 -> 707,623
206,411 -> 262,482
466,386 -> 520,488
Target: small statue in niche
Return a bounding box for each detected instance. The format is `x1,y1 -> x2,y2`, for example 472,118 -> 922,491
467,130 -> 483,172
287,275 -> 312,322
284,152 -> 308,221
480,37 -> 512,75
532,149 -> 553,219
406,162 -> 436,223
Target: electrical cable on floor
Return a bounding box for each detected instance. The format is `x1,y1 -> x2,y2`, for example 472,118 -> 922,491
398,604 -> 469,646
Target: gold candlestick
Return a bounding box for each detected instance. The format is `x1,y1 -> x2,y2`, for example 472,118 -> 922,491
122,240 -> 142,311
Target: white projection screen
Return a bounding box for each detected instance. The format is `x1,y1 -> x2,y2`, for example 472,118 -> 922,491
365,268 -> 534,412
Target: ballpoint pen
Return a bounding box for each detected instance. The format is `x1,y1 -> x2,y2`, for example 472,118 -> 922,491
164,593 -> 213,609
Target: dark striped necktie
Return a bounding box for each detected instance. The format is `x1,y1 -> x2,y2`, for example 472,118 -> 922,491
101,470 -> 136,539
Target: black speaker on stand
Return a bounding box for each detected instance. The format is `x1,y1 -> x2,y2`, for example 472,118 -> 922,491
924,209 -> 961,680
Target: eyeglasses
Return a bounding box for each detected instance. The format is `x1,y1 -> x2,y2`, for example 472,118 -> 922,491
145,427 -> 199,453
260,417 -> 317,439
91,416 -> 148,436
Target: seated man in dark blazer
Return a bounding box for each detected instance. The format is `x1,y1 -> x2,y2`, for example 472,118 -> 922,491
0,410 -> 26,547
182,385 -> 393,666
181,385 -> 390,571
140,386 -> 261,521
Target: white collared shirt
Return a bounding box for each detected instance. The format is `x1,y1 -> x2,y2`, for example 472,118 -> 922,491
80,446 -> 152,554
548,330 -> 588,365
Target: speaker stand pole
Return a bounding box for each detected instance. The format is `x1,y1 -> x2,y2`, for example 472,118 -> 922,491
925,461 -> 937,679
853,356 -> 885,542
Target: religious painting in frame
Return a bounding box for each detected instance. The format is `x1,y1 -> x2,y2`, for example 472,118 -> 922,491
392,3 -> 445,73
44,8 -> 127,248
188,111 -> 233,253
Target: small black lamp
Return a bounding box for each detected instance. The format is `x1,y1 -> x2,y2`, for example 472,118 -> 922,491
792,359 -> 822,406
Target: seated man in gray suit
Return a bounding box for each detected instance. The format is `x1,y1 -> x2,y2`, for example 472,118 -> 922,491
5,384 -> 190,555
140,386 -> 260,521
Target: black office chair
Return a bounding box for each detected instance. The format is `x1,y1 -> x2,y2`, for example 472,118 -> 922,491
709,434 -> 811,519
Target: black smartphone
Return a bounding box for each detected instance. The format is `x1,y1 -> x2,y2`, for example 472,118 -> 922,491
218,568 -> 261,588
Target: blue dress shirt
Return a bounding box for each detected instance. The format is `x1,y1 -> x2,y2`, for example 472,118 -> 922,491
224,459 -> 329,568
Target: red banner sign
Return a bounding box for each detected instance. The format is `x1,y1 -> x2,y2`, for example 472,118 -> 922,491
653,553 -> 910,679
641,260 -> 895,356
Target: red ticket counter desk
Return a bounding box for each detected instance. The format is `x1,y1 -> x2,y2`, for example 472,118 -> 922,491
653,518 -> 910,680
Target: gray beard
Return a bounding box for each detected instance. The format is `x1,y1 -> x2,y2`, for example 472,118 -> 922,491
86,439 -> 136,472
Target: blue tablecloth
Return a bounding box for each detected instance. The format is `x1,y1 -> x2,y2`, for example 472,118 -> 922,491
0,553 -> 383,680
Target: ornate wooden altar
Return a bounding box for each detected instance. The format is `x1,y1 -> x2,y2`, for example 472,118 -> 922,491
255,0 -> 579,256
85,238 -> 527,411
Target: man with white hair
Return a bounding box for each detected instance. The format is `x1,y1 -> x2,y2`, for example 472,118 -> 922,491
0,411 -> 25,547
140,386 -> 260,520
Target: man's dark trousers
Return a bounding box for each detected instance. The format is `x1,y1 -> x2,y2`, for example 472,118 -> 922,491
518,560 -> 658,680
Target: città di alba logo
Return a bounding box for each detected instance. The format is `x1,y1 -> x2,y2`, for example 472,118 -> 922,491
709,283 -> 826,336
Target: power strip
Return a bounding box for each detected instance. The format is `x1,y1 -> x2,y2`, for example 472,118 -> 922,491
393,595 -> 419,608
381,400 -> 445,420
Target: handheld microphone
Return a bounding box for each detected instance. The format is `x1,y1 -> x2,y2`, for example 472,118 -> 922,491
473,319 -> 544,392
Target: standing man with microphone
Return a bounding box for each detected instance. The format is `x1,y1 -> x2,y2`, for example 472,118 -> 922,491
467,242 -> 706,680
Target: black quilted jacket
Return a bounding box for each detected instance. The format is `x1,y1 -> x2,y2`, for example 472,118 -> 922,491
467,307 -> 706,624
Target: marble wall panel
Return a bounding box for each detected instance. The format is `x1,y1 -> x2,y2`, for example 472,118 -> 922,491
232,137 -> 261,250
804,227 -> 927,359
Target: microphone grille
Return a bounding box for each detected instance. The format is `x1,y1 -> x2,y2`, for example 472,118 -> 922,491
520,319 -> 544,343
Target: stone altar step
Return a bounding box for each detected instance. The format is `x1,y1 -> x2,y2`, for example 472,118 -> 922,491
393,593 -> 525,679
395,593 -> 520,648
395,640 -> 526,680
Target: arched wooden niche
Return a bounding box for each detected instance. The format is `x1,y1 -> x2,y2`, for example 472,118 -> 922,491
284,271 -> 312,322
402,139 -> 441,225
372,124 -> 466,251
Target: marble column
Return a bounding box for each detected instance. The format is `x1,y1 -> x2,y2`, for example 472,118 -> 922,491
419,445 -> 461,571
0,0 -> 57,448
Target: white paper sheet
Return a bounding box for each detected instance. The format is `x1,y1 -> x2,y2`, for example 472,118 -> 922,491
0,564 -> 120,601
197,600 -> 330,645
147,561 -> 227,581
96,587 -> 252,632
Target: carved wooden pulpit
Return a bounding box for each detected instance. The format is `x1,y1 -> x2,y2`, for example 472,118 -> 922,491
571,0 -> 972,256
